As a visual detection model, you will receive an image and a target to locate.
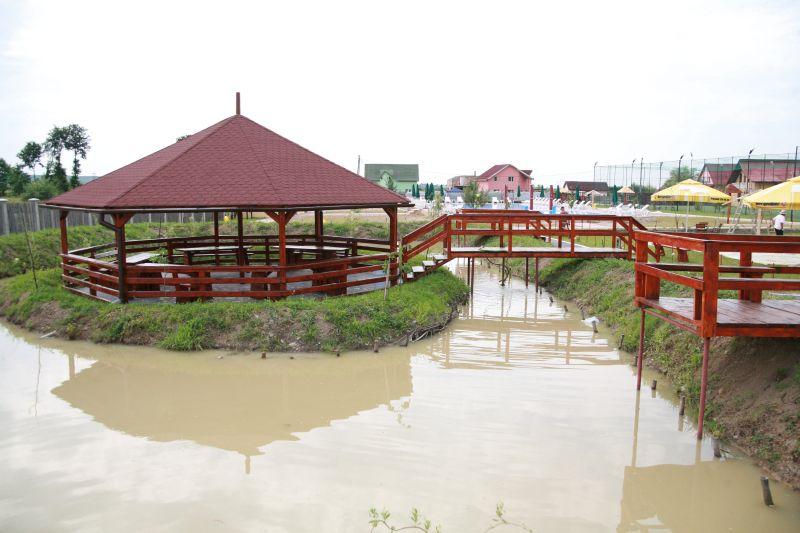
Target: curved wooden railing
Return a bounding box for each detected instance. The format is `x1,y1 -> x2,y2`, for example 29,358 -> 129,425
61,233 -> 394,302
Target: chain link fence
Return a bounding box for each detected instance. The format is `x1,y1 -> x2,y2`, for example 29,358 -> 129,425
592,151 -> 799,192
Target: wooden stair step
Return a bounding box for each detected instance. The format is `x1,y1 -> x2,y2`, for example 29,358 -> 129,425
433,254 -> 447,261
406,273 -> 414,280
411,266 -> 425,273
422,260 -> 436,267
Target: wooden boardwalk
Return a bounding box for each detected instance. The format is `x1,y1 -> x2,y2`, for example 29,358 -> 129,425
639,297 -> 800,337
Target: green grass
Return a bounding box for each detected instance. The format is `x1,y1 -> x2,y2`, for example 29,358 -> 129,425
0,267 -> 468,353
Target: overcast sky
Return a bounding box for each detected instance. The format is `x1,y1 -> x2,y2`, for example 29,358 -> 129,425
1,0 -> 799,184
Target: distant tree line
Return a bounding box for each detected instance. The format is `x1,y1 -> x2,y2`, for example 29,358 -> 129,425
0,124 -> 91,200
409,183 -> 444,201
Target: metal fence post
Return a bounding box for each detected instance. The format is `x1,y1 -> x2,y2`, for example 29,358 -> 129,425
0,198 -> 8,235
28,198 -> 41,231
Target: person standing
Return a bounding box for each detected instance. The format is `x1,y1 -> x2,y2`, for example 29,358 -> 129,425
773,210 -> 786,236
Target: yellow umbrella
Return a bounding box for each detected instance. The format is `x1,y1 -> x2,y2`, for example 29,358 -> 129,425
742,175 -> 800,209
651,179 -> 730,204
651,179 -> 730,229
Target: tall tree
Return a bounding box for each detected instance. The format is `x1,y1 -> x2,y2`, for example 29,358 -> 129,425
17,142 -> 43,179
44,126 -> 70,192
64,124 -> 90,188
661,166 -> 698,189
1,159 -> 31,196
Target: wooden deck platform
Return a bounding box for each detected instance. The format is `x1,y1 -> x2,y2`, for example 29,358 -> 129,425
638,296 -> 800,337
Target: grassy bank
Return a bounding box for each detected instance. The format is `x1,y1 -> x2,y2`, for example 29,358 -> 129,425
0,217 -> 424,278
0,267 -> 469,353
494,249 -> 800,487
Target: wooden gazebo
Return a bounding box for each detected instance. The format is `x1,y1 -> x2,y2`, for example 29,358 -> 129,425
44,95 -> 411,303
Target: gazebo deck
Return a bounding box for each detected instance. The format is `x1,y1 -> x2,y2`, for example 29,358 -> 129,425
638,296 -> 800,337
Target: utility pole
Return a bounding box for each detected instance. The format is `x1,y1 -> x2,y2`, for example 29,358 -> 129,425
630,159 -> 636,187
593,161 -> 598,183
357,155 -> 361,176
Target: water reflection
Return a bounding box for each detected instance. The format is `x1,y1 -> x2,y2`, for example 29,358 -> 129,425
51,348 -> 412,460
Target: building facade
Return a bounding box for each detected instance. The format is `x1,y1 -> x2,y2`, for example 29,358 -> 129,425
475,164 -> 532,194
364,164 -> 419,193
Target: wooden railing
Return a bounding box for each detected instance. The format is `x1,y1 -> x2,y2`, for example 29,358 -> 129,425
61,233 -> 395,302
401,212 -> 658,263
633,231 -> 800,337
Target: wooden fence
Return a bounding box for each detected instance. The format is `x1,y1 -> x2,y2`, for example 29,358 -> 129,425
0,198 -> 215,236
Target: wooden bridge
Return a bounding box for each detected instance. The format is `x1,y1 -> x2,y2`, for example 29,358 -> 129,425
401,210 -> 657,283
404,212 -> 800,439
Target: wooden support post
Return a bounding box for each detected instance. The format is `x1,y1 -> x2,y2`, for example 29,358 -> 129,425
697,336 -> 711,439
636,308 -> 645,390
58,210 -> 69,255
525,257 -> 529,287
702,243 -> 720,338
384,207 -> 398,286
213,212 -> 220,246
534,257 -> 539,289
314,210 -> 324,242
739,250 -> 752,301
236,210 -> 245,265
99,213 -> 133,303
761,477 -> 774,506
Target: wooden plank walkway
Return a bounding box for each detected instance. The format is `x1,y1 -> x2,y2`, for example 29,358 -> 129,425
639,296 -> 800,337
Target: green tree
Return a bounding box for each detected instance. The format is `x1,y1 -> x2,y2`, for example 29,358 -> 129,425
0,158 -> 9,195
64,124 -> 90,189
17,141 -> 43,179
44,126 -> 70,192
439,184 -> 444,196
662,166 -> 698,188
2,160 -> 31,196
462,181 -> 488,207
517,184 -> 521,197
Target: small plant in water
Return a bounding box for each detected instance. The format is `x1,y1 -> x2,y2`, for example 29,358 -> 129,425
368,502 -> 532,532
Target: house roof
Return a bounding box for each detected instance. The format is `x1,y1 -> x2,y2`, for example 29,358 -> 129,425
45,114 -> 410,211
562,180 -> 610,192
736,159 -> 799,183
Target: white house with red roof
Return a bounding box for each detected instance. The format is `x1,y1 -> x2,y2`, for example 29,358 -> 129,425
474,164 -> 532,194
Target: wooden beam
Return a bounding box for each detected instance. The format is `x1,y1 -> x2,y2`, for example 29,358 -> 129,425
383,207 -> 398,286
314,210 -> 324,241
58,210 -> 69,255
113,213 -> 129,303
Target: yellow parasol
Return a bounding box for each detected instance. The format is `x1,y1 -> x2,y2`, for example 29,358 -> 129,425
651,179 -> 730,204
741,175 -> 800,209
651,179 -> 730,229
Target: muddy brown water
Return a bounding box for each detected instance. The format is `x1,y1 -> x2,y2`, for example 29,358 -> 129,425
1,261 -> 799,532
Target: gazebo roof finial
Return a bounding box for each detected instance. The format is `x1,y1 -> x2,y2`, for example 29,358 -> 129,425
236,91 -> 241,115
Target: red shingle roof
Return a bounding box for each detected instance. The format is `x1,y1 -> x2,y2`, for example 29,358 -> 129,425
45,114 -> 410,211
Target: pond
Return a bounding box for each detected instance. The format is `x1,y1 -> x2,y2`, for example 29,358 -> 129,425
1,262 -> 798,532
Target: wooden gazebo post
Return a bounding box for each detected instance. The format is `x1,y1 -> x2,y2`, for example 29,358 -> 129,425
314,210 -> 324,242
384,207 -> 398,286
98,213 -> 133,303
236,210 -> 245,265
58,210 -> 69,255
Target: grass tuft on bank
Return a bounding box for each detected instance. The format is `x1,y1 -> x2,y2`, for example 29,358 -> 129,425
0,268 -> 468,353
